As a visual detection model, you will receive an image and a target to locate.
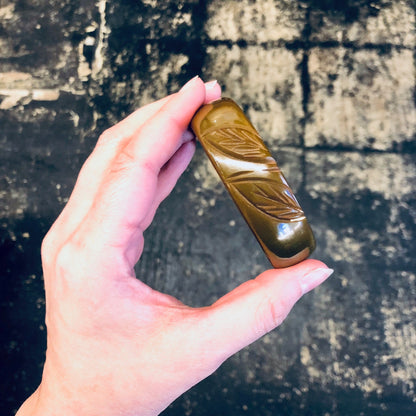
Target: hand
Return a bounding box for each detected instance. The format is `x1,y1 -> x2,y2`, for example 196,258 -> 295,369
17,77 -> 333,416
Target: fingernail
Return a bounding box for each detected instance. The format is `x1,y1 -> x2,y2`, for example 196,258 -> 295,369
180,75 -> 200,91
205,80 -> 218,90
300,268 -> 334,295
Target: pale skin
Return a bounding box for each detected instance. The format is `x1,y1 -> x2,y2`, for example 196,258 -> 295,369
17,77 -> 333,416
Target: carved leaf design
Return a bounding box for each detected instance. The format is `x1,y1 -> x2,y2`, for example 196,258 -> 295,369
204,127 -> 270,161
230,178 -> 305,222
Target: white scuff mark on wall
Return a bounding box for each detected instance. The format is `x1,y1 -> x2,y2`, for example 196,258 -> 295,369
0,89 -> 30,110
0,72 -> 32,109
0,71 -> 32,84
141,0 -> 158,7
171,11 -> 191,28
0,2 -> 15,20
32,89 -> 60,101
77,23 -> 97,80
0,71 -> 61,109
69,111 -> 80,128
77,0 -> 110,82
0,88 -> 60,110
77,43 -> 92,81
92,0 -> 110,79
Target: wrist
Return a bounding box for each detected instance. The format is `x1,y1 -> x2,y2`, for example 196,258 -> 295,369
16,383 -> 81,416
16,386 -> 42,416
16,378 -> 79,416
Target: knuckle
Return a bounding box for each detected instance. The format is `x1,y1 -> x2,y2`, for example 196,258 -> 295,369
254,275 -> 304,336
118,144 -> 136,165
54,240 -> 81,276
259,299 -> 283,335
166,112 -> 187,136
109,145 -> 137,176
41,232 -> 53,259
97,126 -> 119,147
41,229 -> 59,265
52,240 -> 94,299
266,298 -> 282,330
256,295 -> 291,335
54,236 -> 97,286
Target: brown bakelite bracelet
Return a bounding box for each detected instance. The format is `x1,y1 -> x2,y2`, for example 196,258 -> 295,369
191,98 -> 316,268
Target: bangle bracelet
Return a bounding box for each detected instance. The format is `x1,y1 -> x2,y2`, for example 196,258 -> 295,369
191,98 -> 316,268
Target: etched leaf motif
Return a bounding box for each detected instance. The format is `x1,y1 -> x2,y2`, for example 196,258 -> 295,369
230,178 -> 305,222
204,127 -> 270,161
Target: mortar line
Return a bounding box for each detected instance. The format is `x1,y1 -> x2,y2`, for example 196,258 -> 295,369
299,6 -> 312,197
201,38 -> 413,53
279,143 -> 416,155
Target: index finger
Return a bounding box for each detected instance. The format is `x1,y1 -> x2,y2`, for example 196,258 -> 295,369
71,76 -> 211,266
107,79 -> 221,143
48,79 -> 220,253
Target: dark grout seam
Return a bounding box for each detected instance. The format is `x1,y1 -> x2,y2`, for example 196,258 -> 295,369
281,142 -> 416,155
298,6 -> 312,196
201,38 -> 413,53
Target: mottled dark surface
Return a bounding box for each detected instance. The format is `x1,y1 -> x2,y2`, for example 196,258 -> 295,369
1,1 -> 415,415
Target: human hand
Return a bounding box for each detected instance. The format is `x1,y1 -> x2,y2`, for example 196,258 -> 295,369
17,77 -> 333,416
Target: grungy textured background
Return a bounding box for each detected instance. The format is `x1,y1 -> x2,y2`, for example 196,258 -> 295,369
1,0 -> 415,415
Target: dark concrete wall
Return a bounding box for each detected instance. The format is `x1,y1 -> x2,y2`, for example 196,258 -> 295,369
1,1 -> 415,414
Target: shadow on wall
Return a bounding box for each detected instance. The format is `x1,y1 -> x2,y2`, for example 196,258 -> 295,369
0,215 -> 48,415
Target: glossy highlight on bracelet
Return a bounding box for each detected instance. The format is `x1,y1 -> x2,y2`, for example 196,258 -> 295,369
191,98 -> 316,268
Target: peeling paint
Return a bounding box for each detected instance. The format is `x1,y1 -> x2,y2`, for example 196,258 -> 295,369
0,71 -> 32,86
0,2 -> 15,20
32,89 -> 60,101
92,0 -> 110,79
0,89 -> 30,109
0,88 -> 60,109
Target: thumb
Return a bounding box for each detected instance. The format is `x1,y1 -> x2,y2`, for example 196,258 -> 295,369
201,259 -> 333,365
